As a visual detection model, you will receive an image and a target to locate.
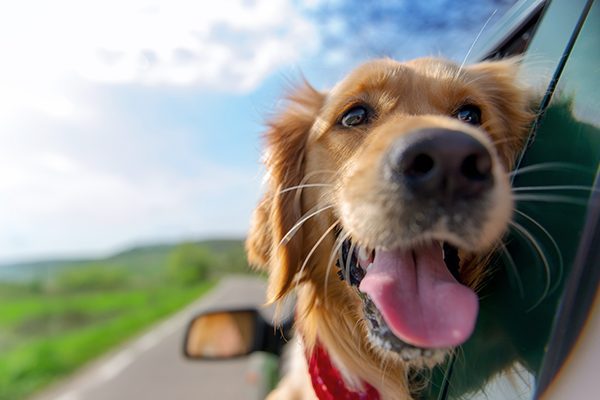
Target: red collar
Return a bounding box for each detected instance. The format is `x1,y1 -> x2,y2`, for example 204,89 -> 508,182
307,343 -> 380,400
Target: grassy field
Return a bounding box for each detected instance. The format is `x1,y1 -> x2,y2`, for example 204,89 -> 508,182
0,282 -> 213,399
0,239 -> 251,400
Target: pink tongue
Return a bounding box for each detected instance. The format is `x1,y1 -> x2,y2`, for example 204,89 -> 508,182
359,243 -> 478,348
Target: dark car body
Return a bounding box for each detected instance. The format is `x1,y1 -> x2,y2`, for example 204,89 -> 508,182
424,0 -> 599,398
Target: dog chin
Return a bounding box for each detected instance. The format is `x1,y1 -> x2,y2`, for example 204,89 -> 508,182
362,293 -> 450,368
337,234 -> 479,367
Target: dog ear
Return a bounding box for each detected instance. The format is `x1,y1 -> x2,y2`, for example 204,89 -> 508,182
466,58 -> 535,166
246,82 -> 325,302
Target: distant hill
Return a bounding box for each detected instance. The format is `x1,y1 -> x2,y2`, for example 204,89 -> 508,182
0,259 -> 90,282
0,238 -> 248,282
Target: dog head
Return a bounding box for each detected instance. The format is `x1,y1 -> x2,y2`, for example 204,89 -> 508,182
247,58 -> 533,374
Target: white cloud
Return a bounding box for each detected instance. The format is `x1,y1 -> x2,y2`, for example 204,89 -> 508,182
0,142 -> 261,261
0,1 -> 318,261
0,0 -> 318,119
0,0 -> 519,262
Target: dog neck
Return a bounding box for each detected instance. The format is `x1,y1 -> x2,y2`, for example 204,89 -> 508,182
307,341 -> 380,400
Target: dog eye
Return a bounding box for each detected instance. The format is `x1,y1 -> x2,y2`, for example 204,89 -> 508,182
455,105 -> 482,126
340,106 -> 369,127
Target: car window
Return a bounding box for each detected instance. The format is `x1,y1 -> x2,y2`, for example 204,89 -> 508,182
422,0 -> 600,399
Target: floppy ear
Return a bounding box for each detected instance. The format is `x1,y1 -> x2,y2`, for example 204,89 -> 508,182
467,58 -> 535,166
246,82 -> 325,302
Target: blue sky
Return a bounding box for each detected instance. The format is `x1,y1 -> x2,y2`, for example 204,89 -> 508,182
0,0 -> 516,262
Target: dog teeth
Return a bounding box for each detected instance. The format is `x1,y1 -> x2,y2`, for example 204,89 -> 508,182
358,246 -> 370,262
366,263 -> 373,271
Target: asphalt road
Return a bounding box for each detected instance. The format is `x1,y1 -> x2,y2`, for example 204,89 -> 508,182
31,276 -> 277,400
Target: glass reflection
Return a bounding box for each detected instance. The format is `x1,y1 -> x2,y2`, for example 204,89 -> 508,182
186,311 -> 256,358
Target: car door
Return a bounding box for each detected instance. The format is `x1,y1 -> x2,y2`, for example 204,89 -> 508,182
423,0 -> 600,398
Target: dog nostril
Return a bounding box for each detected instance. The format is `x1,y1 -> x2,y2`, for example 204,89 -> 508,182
460,153 -> 492,181
405,153 -> 435,177
388,128 -> 495,199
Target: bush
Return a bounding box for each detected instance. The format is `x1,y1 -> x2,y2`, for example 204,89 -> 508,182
53,265 -> 130,292
167,243 -> 216,285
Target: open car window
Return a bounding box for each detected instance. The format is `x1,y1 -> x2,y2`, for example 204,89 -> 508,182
423,0 -> 600,399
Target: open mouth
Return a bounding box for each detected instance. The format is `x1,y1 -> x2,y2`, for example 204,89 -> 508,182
337,236 -> 479,359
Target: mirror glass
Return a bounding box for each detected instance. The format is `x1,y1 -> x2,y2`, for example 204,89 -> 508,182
185,310 -> 257,358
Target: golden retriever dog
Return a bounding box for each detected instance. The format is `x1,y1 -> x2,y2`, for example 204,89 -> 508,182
246,57 -> 533,399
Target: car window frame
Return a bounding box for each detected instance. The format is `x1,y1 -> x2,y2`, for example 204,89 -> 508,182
437,0 -> 599,398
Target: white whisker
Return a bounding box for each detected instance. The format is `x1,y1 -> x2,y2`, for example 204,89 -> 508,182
293,171 -> 336,213
514,194 -> 589,206
498,241 -> 524,298
278,183 -> 334,194
456,9 -> 497,79
513,185 -> 594,193
491,136 -> 522,146
509,220 -> 552,311
350,318 -> 363,344
509,162 -> 591,177
513,208 -> 563,294
294,222 -> 339,293
324,230 -> 349,306
278,204 -> 335,247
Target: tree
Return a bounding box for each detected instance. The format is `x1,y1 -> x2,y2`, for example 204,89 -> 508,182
167,243 -> 215,285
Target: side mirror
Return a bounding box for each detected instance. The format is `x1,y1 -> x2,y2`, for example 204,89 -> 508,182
183,308 -> 291,360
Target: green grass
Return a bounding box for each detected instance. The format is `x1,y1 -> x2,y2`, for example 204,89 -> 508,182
0,239 -> 248,283
0,238 -> 253,400
0,281 -> 214,400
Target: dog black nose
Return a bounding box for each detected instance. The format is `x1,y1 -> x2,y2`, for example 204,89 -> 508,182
387,128 -> 493,200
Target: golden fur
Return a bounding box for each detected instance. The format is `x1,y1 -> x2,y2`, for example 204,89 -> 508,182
247,57 -> 533,399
